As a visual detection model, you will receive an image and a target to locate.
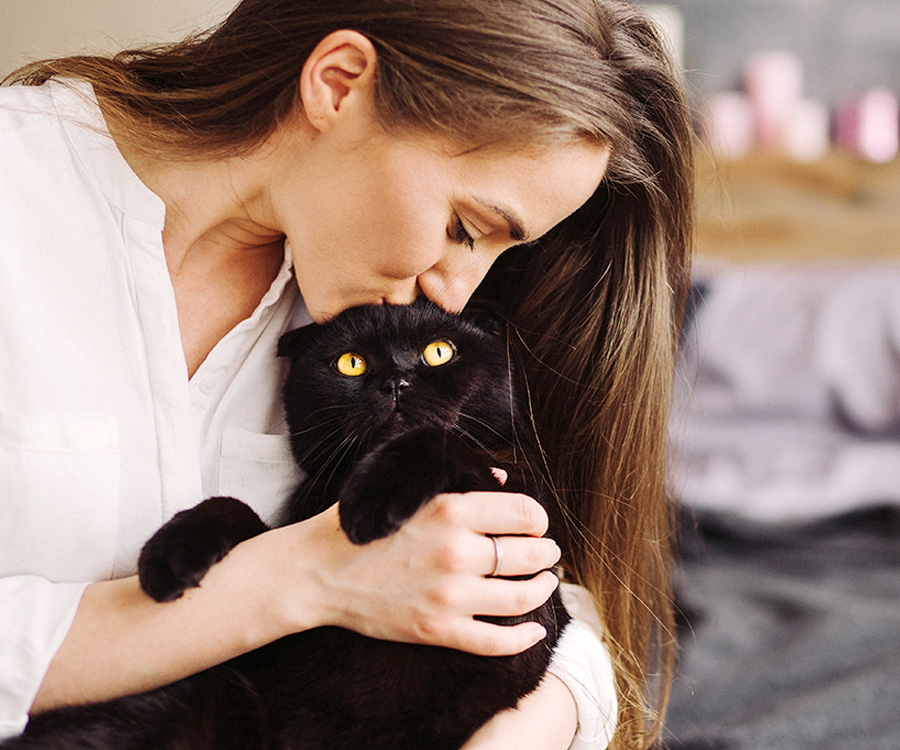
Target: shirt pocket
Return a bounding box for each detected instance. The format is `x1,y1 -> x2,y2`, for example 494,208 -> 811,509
0,412 -> 120,582
218,428 -> 305,525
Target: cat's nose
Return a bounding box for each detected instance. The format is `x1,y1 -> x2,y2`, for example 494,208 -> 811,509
380,377 -> 411,403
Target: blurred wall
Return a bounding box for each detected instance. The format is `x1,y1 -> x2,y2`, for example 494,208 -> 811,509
0,0 -> 238,79
636,0 -> 900,106
4,1 -> 898,105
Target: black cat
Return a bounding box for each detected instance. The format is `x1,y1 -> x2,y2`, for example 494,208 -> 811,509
7,298 -> 569,750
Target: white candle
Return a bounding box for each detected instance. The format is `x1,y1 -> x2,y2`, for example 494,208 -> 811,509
703,92 -> 755,159
744,50 -> 805,148
779,99 -> 830,162
641,4 -> 686,69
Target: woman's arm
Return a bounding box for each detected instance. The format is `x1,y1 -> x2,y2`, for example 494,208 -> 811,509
460,613 -> 620,750
32,493 -> 561,712
31,536 -> 281,712
462,674 -> 578,750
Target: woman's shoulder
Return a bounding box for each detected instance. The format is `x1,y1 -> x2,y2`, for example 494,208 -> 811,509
0,82 -> 71,169
0,80 -> 61,127
0,84 -> 74,206
0,80 -> 120,205
0,79 -> 99,144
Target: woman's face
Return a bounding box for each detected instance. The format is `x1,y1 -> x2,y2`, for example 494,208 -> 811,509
271,126 -> 610,322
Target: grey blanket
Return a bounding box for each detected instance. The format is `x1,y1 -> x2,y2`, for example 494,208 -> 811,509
664,505 -> 900,750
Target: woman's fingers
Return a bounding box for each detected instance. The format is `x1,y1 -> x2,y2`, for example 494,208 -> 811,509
426,491 -> 550,538
470,570 -> 560,618
440,617 -> 549,657
419,508 -> 559,578
404,571 -> 559,651
425,492 -> 559,576
483,535 -> 561,578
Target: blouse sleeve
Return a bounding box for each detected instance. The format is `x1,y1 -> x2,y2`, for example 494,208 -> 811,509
547,583 -> 619,750
0,576 -> 88,739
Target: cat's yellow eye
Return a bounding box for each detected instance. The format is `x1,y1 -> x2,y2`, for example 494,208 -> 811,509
336,352 -> 367,377
422,340 -> 455,367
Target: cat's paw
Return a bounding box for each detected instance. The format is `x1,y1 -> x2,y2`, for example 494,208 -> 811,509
139,497 -> 268,602
339,427 -> 497,544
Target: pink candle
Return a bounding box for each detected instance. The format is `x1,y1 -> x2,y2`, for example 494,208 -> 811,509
837,89 -> 899,162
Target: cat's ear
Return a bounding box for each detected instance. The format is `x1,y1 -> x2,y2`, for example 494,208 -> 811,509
277,323 -> 318,358
461,299 -> 506,337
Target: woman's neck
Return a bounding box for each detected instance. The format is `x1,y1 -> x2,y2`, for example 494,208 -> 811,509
122,147 -> 284,261
108,127 -> 290,377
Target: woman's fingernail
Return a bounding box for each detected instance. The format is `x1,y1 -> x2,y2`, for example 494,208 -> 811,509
490,467 -> 509,485
532,624 -> 548,642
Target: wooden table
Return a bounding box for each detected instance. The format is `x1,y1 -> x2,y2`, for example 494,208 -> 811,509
695,150 -> 900,263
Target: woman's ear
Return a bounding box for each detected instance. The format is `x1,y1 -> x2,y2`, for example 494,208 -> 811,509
299,30 -> 378,134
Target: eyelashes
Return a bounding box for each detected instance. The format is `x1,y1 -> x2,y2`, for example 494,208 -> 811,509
451,216 -> 476,252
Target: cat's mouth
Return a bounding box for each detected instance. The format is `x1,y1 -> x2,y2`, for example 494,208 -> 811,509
357,411 -> 413,453
362,397 -> 459,448
383,406 -> 414,430
370,405 -> 429,440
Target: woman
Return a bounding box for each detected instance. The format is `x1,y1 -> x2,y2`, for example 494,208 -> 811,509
0,1 -> 693,748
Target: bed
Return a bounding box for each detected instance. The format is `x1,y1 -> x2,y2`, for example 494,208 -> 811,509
663,153 -> 900,749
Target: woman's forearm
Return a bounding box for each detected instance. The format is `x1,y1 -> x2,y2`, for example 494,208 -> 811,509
31,524 -> 318,713
31,504 -> 373,713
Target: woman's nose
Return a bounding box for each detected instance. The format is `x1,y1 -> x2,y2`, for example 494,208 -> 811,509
416,262 -> 485,314
381,279 -> 420,306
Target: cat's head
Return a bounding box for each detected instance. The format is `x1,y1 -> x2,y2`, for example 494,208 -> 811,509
277,298 -> 515,476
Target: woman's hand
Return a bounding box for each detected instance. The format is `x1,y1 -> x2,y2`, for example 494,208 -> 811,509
461,673 -> 579,749
267,490 -> 562,656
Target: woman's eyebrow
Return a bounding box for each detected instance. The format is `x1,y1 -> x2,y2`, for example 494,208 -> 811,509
474,199 -> 529,242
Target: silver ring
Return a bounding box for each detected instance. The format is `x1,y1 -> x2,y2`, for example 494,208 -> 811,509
490,536 -> 503,577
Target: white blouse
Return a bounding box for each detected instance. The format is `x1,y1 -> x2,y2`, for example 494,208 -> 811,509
0,80 -> 616,747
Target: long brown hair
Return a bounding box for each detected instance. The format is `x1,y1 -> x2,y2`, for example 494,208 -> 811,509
6,2 -> 693,746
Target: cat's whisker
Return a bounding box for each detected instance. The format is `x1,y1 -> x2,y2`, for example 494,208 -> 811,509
293,433 -> 354,481
456,412 -> 510,442
288,407 -> 349,438
304,433 -> 356,479
450,424 -> 495,459
291,421 -> 344,456
455,412 -> 525,461
314,434 -> 361,492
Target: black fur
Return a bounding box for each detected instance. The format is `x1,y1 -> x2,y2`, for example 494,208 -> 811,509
6,298 -> 568,750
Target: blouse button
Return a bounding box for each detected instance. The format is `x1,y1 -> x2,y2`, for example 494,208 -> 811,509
199,377 -> 220,396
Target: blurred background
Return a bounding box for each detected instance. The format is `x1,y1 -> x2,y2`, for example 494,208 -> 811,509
628,5 -> 900,750
3,2 -> 899,748
0,1 -> 235,77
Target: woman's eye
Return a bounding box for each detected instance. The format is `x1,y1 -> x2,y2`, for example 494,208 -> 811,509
422,340 -> 455,367
450,216 -> 476,251
335,352 -> 367,376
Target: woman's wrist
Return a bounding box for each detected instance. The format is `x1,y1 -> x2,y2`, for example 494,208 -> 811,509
237,510 -> 342,641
